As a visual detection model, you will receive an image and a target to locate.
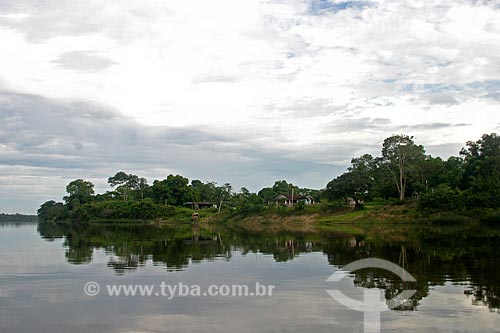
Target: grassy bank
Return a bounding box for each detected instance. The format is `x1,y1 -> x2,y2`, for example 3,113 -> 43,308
215,200 -> 500,234
211,200 -> 417,233
41,198 -> 500,233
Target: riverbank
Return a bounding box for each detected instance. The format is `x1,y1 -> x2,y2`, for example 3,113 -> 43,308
214,200 -> 500,233
37,198 -> 500,231
214,201 -> 415,232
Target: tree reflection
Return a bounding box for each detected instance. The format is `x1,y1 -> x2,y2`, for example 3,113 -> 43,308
37,222 -> 500,311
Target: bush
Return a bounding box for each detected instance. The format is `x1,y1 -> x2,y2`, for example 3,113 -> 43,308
294,201 -> 305,212
417,186 -> 464,214
72,199 -> 181,221
429,214 -> 471,225
480,210 -> 500,225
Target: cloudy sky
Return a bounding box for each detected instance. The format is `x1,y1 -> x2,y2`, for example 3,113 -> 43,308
1,0 -> 500,213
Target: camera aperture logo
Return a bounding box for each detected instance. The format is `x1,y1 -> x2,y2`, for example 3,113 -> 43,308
326,258 -> 417,333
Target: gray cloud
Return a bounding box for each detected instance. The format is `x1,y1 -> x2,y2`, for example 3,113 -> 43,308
264,98 -> 351,118
0,0 -> 174,42
52,51 -> 117,72
425,142 -> 465,159
406,122 -> 470,130
0,90 -> 479,213
193,73 -> 241,84
326,117 -> 392,133
425,94 -> 460,106
0,90 -> 343,213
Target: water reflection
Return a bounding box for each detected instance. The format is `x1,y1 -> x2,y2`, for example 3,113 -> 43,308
37,222 -> 500,313
0,221 -> 38,228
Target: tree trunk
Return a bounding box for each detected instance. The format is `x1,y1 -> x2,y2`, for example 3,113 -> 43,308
398,150 -> 406,201
386,164 -> 402,200
399,165 -> 405,200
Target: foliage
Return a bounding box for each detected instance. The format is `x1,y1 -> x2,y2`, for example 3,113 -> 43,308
417,185 -> 464,213
415,134 -> 500,217
480,210 -> 500,225
63,179 -> 95,208
257,180 -> 321,203
108,171 -> 141,202
73,199 -> 178,221
320,132 -> 500,223
325,154 -> 375,209
151,174 -> 192,206
381,135 -> 425,200
37,200 -> 68,222
460,133 -> 500,198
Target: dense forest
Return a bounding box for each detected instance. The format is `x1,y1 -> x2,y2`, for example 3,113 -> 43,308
38,133 -> 500,223
326,133 -> 500,215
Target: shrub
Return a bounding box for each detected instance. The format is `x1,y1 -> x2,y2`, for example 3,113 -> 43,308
480,210 -> 500,225
429,214 -> 471,225
417,185 -> 464,214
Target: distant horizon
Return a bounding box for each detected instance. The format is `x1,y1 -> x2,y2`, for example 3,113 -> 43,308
2,1 -> 500,214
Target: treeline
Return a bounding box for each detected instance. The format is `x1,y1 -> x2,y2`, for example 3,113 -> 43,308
38,133 -> 500,223
0,213 -> 38,223
325,133 -> 500,218
38,172 -> 321,222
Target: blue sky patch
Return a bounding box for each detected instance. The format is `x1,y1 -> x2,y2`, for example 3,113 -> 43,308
421,80 -> 500,94
309,0 -> 374,15
422,83 -> 464,93
399,80 -> 500,101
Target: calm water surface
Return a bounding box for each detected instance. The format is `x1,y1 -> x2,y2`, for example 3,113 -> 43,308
0,222 -> 499,332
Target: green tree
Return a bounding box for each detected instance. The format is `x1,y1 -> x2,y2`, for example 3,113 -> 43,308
381,135 -> 425,200
137,177 -> 149,200
37,200 -> 67,222
108,172 -> 140,202
233,187 -> 264,213
441,156 -> 464,190
257,186 -> 277,203
272,180 -> 300,196
326,154 -> 375,209
151,174 -> 193,206
461,133 -> 500,191
190,180 -> 218,202
64,179 -> 95,207
215,183 -> 232,212
460,133 -> 500,208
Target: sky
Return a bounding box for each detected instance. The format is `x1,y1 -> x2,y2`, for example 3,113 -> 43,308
1,0 -> 500,214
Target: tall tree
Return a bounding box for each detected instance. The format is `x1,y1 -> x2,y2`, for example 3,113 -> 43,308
137,177 -> 149,200
64,179 -> 95,207
257,186 -> 276,203
151,174 -> 192,206
107,171 -> 140,202
215,183 -> 232,213
272,180 -> 300,196
381,135 -> 425,200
